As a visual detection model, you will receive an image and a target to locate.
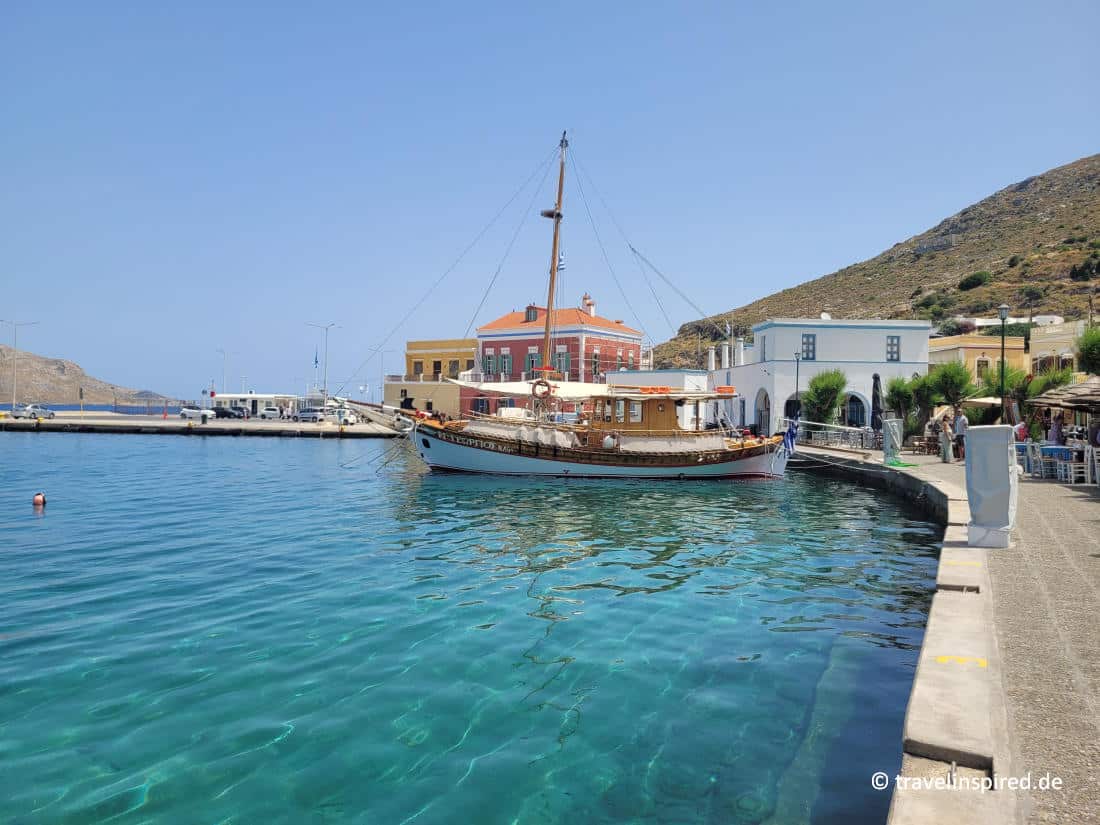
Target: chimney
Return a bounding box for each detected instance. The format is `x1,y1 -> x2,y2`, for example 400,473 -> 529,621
707,346 -> 716,371
735,337 -> 745,366
720,343 -> 730,369
581,292 -> 596,316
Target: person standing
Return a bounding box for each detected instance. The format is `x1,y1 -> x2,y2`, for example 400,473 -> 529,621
940,415 -> 954,463
953,407 -> 969,462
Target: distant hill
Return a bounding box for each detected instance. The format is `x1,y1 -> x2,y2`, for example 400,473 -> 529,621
0,346 -> 172,405
655,153 -> 1100,367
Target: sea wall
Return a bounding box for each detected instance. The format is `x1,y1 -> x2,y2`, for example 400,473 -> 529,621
792,446 -> 1023,825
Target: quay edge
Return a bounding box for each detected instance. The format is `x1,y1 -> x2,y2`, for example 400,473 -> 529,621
792,445 -> 1025,825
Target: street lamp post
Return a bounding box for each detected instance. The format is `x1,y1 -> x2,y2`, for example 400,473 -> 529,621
216,348 -> 232,395
1,319 -> 40,411
794,351 -> 802,418
306,322 -> 338,411
998,304 -> 1010,422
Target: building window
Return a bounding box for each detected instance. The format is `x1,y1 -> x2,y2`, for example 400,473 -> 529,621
555,351 -> 570,375
615,399 -> 625,423
628,401 -> 642,423
473,397 -> 489,414
616,350 -> 623,370
761,335 -> 767,362
525,352 -> 542,373
448,360 -> 460,378
976,358 -> 990,380
499,354 -> 512,377
432,360 -> 442,378
465,359 -> 474,371
425,401 -> 433,412
482,354 -> 495,375
592,350 -> 600,376
400,389 -> 408,399
886,336 -> 901,362
412,360 -> 423,376
498,397 -> 515,408
801,334 -> 816,361
628,351 -> 635,369
524,306 -> 538,322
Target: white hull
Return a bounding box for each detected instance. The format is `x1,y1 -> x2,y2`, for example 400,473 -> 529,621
414,424 -> 788,479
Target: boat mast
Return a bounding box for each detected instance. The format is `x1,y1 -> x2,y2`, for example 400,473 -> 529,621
539,131 -> 568,377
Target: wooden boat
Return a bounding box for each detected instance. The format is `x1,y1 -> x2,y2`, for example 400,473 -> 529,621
412,133 -> 790,479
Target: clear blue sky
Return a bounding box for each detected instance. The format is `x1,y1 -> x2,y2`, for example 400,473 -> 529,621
3,1 -> 1097,400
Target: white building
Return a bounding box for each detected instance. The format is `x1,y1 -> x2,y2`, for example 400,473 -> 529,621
711,318 -> 932,435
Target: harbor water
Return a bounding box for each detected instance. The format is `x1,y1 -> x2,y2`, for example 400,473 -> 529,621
0,434 -> 940,824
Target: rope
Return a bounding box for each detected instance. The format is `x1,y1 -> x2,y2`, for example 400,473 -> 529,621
572,154 -> 677,338
628,245 -> 731,341
339,430 -> 411,469
461,155 -> 556,340
334,142 -> 561,397
568,151 -> 648,341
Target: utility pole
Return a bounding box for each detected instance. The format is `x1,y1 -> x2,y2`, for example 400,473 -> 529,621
307,322 -> 338,411
1,319 -> 39,411
998,304 -> 1010,422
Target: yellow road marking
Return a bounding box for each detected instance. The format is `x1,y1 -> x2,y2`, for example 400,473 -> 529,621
935,655 -> 988,668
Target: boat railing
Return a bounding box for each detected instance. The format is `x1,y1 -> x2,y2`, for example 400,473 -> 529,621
460,412 -> 755,439
781,417 -> 882,450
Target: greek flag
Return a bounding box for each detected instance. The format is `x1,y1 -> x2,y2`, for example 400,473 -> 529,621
782,415 -> 799,455
557,250 -> 566,272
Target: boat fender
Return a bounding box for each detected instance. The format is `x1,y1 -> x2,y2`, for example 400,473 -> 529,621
602,434 -> 616,450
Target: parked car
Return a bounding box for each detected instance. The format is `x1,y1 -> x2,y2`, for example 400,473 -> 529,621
331,408 -> 358,425
180,405 -> 213,422
258,406 -> 281,420
294,407 -> 326,423
12,403 -> 55,419
230,405 -> 251,419
213,406 -> 236,419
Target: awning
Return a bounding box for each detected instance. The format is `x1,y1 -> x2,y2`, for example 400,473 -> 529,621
446,378 -> 738,402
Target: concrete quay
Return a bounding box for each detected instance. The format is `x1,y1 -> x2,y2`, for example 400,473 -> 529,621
794,445 -> 1099,825
0,412 -> 400,439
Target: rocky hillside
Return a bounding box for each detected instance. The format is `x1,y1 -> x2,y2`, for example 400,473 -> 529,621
0,345 -> 171,405
656,153 -> 1100,367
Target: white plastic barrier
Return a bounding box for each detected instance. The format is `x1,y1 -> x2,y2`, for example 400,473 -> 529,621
883,417 -> 902,464
965,425 -> 1018,548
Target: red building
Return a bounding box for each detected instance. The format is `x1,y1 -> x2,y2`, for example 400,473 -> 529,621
463,293 -> 643,415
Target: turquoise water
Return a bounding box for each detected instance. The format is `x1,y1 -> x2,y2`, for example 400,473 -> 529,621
0,434 -> 939,824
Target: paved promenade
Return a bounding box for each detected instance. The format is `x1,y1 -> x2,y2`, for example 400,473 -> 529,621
807,450 -> 1099,823
910,457 -> 1099,823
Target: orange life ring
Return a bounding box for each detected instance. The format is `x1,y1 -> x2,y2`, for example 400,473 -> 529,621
531,379 -> 553,399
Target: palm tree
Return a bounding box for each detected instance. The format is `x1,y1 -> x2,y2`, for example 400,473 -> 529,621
930,361 -> 977,408
801,370 -> 847,424
909,373 -> 941,432
884,376 -> 914,424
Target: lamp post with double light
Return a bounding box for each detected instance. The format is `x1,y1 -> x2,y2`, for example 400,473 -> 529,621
794,351 -> 802,419
1,319 -> 39,411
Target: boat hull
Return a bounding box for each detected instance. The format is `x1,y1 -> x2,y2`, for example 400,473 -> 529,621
413,423 -> 788,479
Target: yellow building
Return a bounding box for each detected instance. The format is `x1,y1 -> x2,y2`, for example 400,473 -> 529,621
928,334 -> 1028,381
383,338 -> 477,418
404,338 -> 477,381
1029,320 -> 1087,372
